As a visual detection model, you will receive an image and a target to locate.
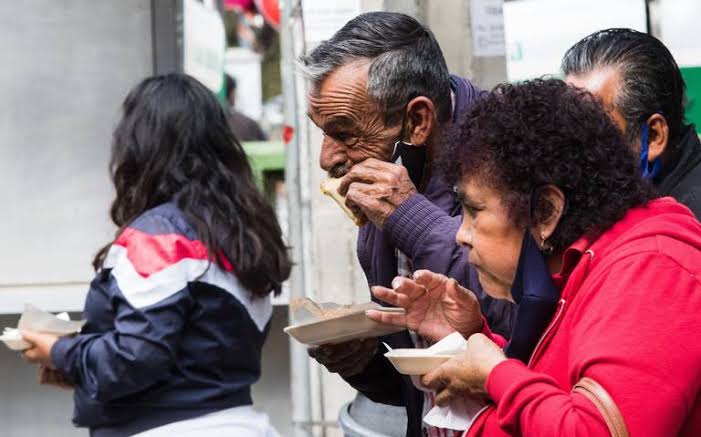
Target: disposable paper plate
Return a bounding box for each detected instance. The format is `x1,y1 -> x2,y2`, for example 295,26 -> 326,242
284,306 -> 405,346
0,329 -> 30,351
384,349 -> 453,375
1,305 -> 86,352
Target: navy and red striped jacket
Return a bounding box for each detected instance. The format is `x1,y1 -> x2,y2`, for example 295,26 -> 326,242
51,202 -> 272,436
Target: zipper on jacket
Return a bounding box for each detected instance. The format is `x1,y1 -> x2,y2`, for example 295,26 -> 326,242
527,298 -> 566,368
464,298 -> 567,436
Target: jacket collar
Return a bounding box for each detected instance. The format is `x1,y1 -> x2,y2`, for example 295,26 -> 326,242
655,124 -> 701,195
551,236 -> 590,290
553,198 -> 696,301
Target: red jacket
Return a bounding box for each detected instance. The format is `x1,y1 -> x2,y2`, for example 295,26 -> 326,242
470,198 -> 701,437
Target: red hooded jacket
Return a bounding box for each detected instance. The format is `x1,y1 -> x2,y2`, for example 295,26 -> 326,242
470,198 -> 701,437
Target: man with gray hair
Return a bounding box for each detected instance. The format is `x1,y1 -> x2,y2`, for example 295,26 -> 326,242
301,12 -> 514,437
563,28 -> 701,219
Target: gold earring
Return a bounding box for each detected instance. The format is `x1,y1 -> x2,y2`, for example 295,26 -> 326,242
540,233 -> 553,255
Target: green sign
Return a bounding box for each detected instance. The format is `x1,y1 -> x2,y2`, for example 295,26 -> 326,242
681,66 -> 701,129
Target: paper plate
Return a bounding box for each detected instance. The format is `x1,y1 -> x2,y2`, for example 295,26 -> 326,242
384,348 -> 453,375
1,304 -> 85,352
0,330 -> 30,351
284,307 -> 405,345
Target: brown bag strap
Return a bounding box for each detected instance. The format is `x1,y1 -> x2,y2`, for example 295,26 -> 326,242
573,377 -> 629,437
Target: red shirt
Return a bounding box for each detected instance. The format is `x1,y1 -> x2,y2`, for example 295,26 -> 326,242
470,198 -> 701,437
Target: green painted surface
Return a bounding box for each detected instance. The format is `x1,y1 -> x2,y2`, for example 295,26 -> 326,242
681,66 -> 701,128
241,141 -> 285,190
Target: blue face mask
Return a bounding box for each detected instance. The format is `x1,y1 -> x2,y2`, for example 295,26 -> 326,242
503,228 -> 561,363
503,189 -> 562,363
640,123 -> 662,179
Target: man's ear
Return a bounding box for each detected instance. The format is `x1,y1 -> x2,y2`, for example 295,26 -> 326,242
531,185 -> 566,250
405,96 -> 436,146
645,113 -> 670,162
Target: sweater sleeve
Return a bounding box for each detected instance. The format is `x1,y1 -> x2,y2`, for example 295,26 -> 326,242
383,194 -> 465,279
50,216 -> 203,403
483,253 -> 701,437
343,341 -> 405,407
384,194 -> 515,337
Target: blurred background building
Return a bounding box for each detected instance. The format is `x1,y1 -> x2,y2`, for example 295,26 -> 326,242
0,0 -> 699,436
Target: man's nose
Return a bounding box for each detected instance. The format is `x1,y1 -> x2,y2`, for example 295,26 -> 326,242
319,136 -> 347,172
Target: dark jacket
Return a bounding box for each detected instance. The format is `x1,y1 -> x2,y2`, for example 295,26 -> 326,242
51,203 -> 271,436
655,124 -> 701,220
228,109 -> 267,142
345,76 -> 516,437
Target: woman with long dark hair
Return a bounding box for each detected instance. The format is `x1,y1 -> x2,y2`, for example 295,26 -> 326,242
21,73 -> 292,436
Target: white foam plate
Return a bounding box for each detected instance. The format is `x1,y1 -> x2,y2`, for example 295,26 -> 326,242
1,305 -> 85,352
0,329 -> 30,351
284,307 -> 405,345
384,348 -> 453,375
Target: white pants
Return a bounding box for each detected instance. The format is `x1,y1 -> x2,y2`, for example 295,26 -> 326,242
132,406 -> 280,437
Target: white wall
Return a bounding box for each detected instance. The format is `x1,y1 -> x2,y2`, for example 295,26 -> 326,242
0,314 -> 84,436
0,2 -> 152,434
0,2 -> 296,437
225,47 -> 264,121
0,0 -> 153,307
503,0 -> 647,81
253,307 -> 294,436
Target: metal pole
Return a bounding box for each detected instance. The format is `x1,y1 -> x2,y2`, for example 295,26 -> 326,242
151,0 -> 183,74
280,0 -> 313,436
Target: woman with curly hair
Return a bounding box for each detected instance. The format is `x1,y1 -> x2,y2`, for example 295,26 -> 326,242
367,79 -> 701,436
20,74 -> 291,436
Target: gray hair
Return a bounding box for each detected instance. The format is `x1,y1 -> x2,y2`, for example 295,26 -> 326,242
561,28 -> 686,144
301,11 -> 452,125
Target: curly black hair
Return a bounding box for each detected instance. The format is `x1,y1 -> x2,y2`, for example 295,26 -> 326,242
447,79 -> 654,251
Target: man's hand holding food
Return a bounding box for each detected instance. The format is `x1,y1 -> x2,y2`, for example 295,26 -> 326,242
337,158 -> 418,229
307,338 -> 377,378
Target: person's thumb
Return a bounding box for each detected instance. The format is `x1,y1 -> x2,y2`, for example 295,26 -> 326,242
20,330 -> 41,344
446,278 -> 464,303
447,279 -> 476,307
21,330 -> 53,348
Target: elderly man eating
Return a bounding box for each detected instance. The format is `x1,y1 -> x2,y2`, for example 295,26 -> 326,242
301,11 -> 515,437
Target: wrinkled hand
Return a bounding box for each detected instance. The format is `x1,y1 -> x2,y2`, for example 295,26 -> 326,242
421,334 -> 506,406
339,159 -> 417,229
366,270 -> 484,343
39,365 -> 74,389
308,338 -> 377,378
21,331 -> 59,366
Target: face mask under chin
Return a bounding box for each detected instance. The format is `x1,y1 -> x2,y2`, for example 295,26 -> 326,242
503,225 -> 561,363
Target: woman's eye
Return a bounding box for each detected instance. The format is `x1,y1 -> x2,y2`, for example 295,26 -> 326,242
463,204 -> 480,218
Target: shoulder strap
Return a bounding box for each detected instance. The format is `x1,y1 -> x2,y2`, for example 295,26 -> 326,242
573,377 -> 629,437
